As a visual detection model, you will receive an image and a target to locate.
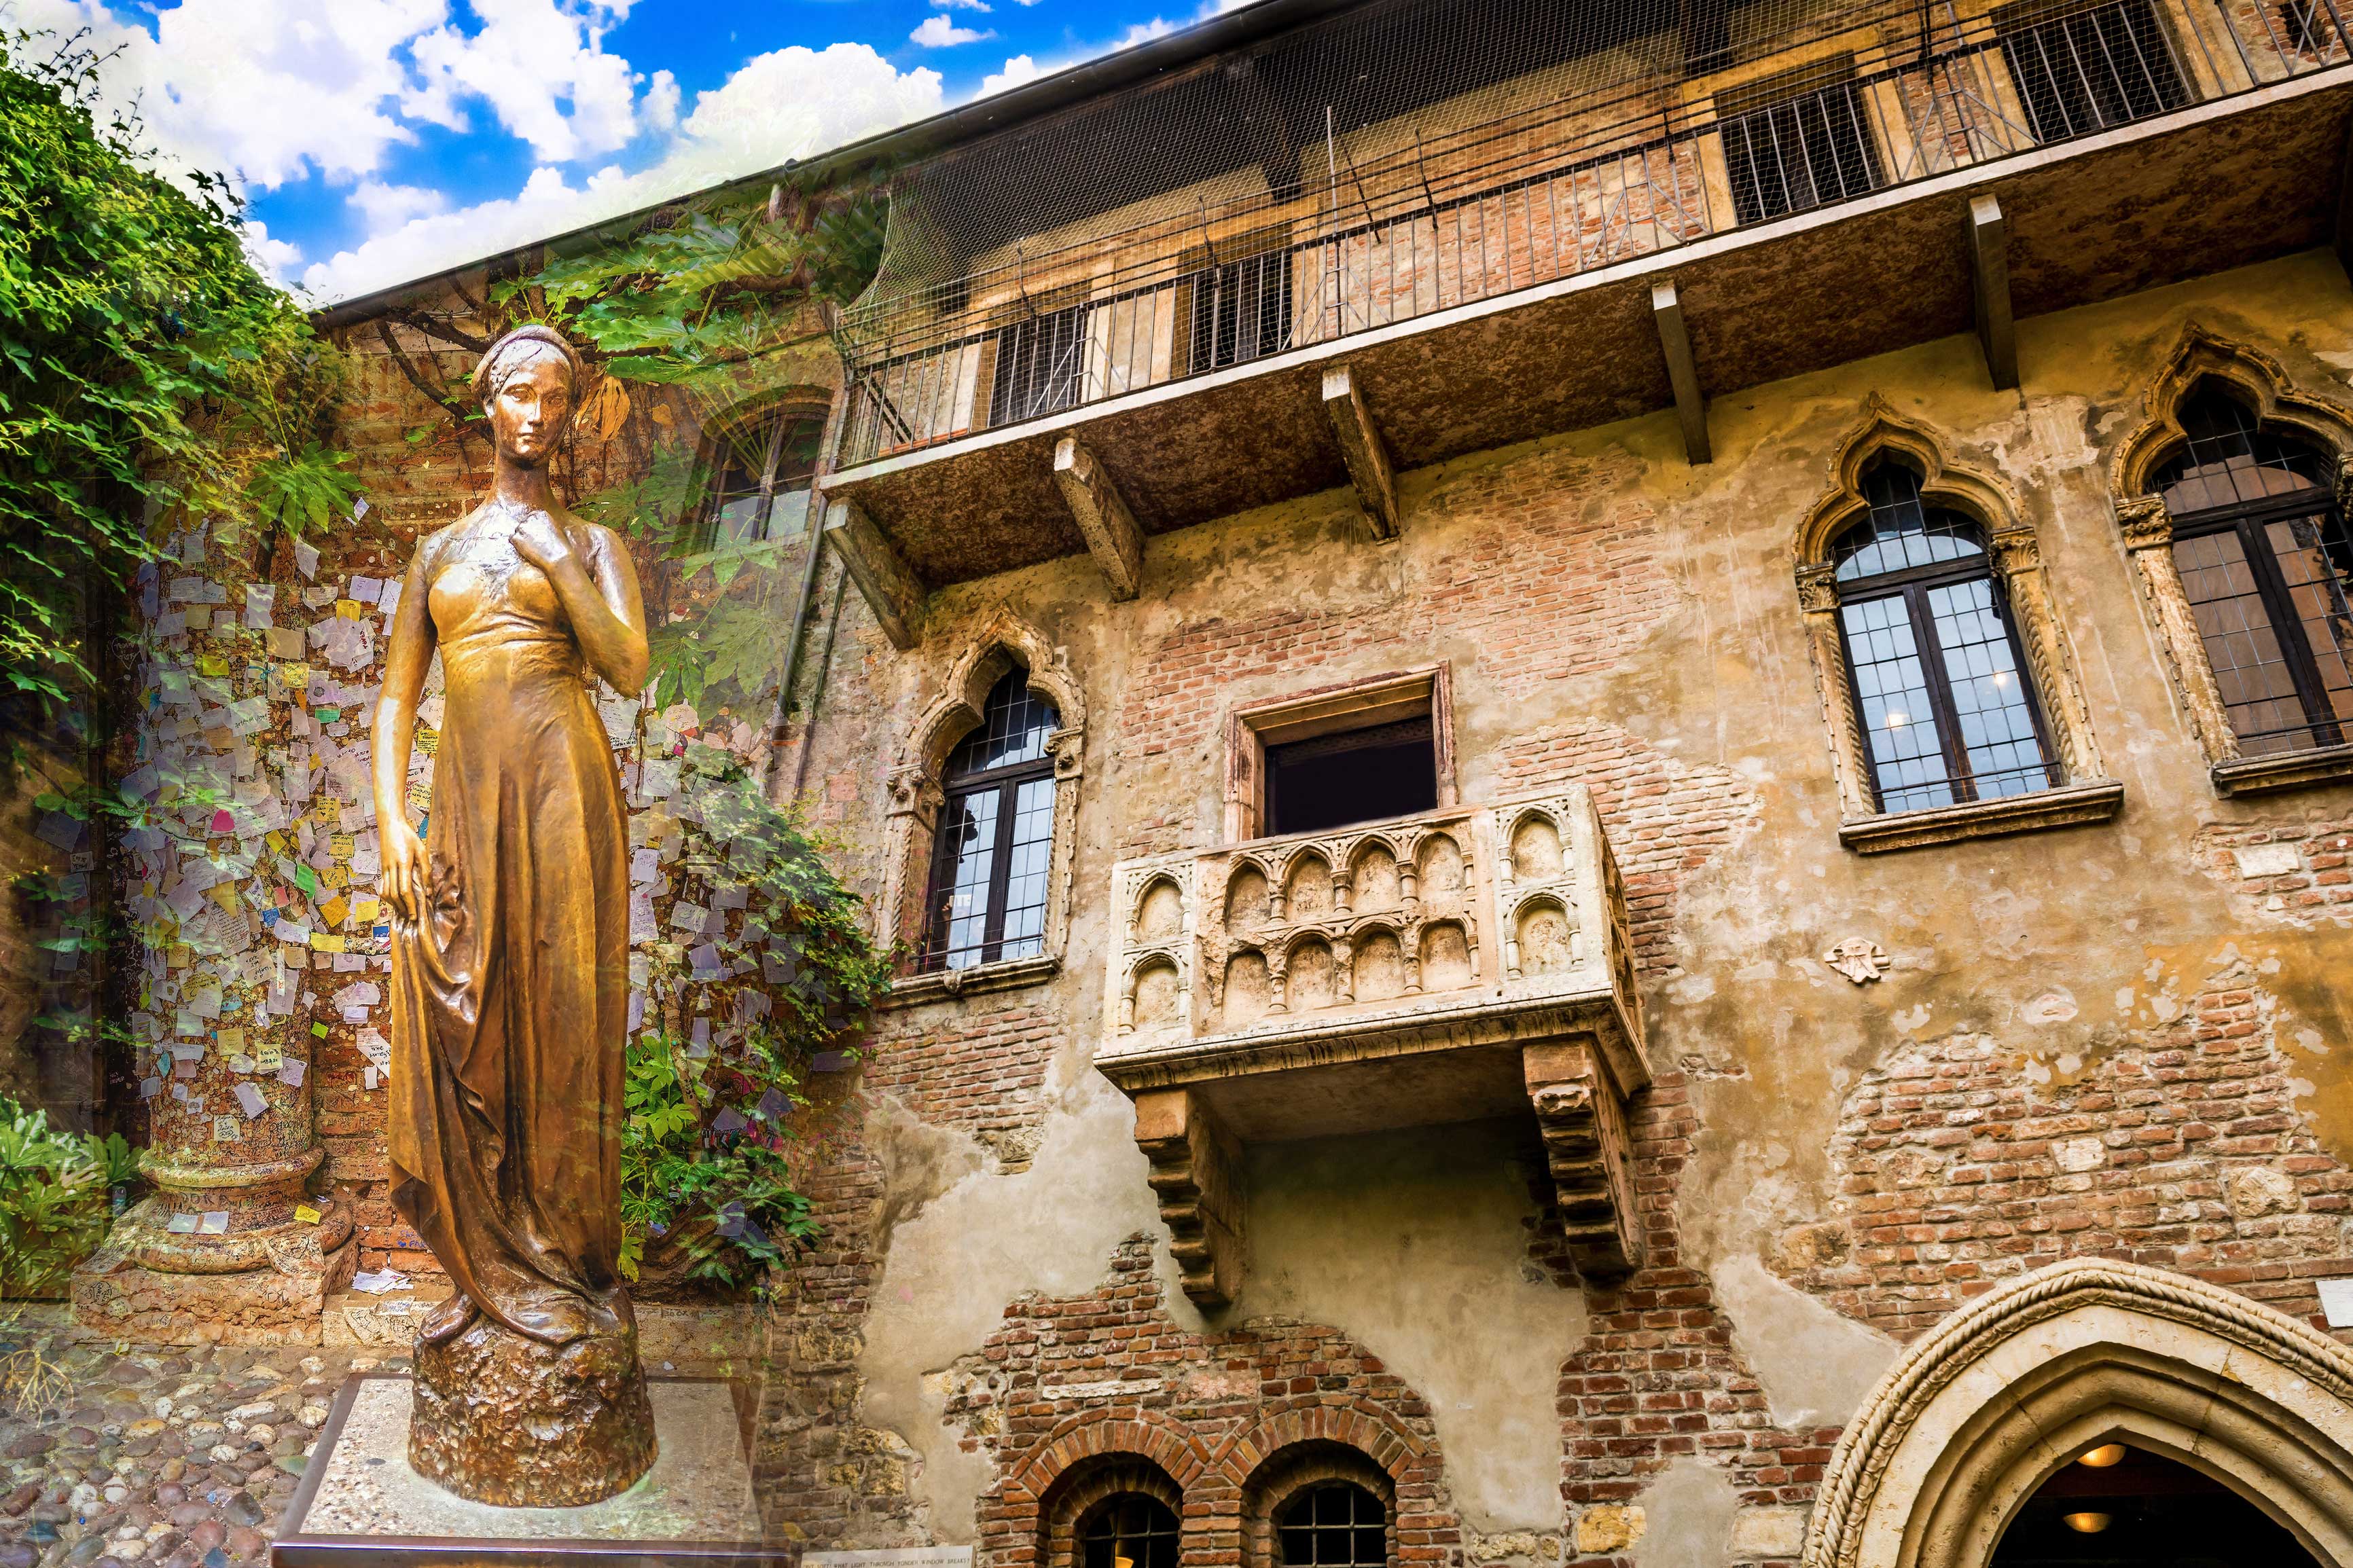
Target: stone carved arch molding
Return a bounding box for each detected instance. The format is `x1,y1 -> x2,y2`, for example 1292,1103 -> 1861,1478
2105,325 -> 2353,787
1793,398 -> 2118,852
880,609 -> 1088,1004
1802,1257 -> 2353,1568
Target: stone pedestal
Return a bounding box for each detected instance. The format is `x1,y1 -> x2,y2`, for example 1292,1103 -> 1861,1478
73,1145 -> 357,1343
410,1313 -> 658,1507
275,1374 -> 781,1568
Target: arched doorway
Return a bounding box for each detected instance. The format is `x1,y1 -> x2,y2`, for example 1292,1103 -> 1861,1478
1992,1442 -> 2324,1565
1803,1258 -> 2353,1568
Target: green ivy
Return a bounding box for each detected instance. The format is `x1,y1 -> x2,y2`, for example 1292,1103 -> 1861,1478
0,31 -> 355,712
621,744 -> 890,1288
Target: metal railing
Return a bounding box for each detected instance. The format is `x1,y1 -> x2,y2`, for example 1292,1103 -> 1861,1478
836,0 -> 2348,467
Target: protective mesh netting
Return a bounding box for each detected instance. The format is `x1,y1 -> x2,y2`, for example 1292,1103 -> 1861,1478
834,0 -> 2346,459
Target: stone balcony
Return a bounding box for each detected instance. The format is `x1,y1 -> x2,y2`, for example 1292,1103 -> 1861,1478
1095,786 -> 1649,1306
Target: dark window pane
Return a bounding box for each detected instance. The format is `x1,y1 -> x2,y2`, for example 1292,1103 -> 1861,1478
1925,578 -> 2053,797
2155,388 -> 2332,517
1277,1484 -> 1386,1568
1841,593 -> 1958,812
2174,527 -> 2308,752
707,412 -> 826,545
1998,0 -> 2188,144
1834,463 -> 1986,581
1081,1493 -> 1180,1568
1265,716 -> 1438,836
928,788 -> 1001,968
2267,511 -> 2353,732
1189,250 -> 1293,373
948,670 -> 1061,778
990,302 -> 1090,424
1721,79 -> 1881,225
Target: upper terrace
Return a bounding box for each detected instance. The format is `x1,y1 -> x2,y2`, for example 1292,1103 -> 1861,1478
820,0 -> 2353,623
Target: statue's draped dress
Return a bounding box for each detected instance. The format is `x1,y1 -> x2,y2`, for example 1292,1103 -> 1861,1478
387,511 -> 632,1346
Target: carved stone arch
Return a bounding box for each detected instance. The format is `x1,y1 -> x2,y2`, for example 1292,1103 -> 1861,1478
2109,324 -> 2353,502
879,608 -> 1088,1004
1793,399 -> 2117,850
1803,1257 -> 2353,1568
2102,325 -> 2353,788
1795,399 -> 2028,568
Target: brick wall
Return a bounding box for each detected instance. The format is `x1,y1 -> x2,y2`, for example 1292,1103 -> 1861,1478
1777,953 -> 2353,1341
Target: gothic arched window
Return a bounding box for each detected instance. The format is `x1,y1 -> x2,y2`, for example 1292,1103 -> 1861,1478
920,668 -> 1061,970
2153,386 -> 2353,756
1833,458 -> 2058,813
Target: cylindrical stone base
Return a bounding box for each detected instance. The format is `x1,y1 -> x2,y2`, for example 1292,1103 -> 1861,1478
410,1312 -> 658,1507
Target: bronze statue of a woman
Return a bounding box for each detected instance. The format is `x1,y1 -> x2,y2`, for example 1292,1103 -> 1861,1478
372,323 -> 656,1506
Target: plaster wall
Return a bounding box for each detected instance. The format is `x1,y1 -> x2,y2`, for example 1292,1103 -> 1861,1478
776,246 -> 2353,1558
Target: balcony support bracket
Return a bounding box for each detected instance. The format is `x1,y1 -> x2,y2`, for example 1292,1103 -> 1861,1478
1525,1039 -> 1643,1279
1321,364 -> 1401,540
1133,1086 -> 1246,1308
1052,436 -> 1147,601
1651,282 -> 1710,466
1969,194 -> 2019,392
823,496 -> 926,651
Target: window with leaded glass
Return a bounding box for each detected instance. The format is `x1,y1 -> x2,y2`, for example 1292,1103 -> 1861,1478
920,669 -> 1061,971
1079,1494 -> 1180,1568
2155,388 -> 2353,756
1833,460 -> 2058,813
704,408 -> 825,547
1276,1483 -> 1388,1568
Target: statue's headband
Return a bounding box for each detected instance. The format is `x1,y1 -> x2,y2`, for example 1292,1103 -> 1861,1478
473,325 -> 583,405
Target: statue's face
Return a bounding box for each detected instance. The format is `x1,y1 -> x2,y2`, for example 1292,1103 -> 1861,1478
487,358 -> 573,464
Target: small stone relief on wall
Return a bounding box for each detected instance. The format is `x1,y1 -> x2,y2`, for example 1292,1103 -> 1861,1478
1823,938 -> 1887,984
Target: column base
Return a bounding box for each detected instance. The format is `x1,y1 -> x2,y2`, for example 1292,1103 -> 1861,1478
72,1196 -> 358,1345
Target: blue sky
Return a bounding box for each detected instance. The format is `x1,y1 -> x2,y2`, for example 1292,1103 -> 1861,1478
19,0 -> 1209,300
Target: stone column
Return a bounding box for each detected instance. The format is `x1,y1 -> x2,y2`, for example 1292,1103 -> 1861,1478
72,528 -> 357,1342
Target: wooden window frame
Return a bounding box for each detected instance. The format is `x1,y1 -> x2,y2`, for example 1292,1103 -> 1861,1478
1832,519 -> 2063,812
1797,401 -> 2120,852
917,678 -> 1061,972
1222,666 -> 1456,844
697,401 -> 828,550
2107,328 -> 2353,797
880,612 -> 1088,1007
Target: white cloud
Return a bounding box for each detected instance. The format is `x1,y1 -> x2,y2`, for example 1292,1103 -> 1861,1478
1115,17 -> 1176,46
980,54 -> 1041,96
242,220 -> 304,283
910,14 -> 994,46
304,43 -> 944,301
403,0 -> 646,164
642,69 -> 681,134
348,179 -> 449,232
938,0 -> 994,10
10,0 -> 449,189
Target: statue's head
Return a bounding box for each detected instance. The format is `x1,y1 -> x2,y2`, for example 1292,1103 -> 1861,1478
473,323 -> 585,467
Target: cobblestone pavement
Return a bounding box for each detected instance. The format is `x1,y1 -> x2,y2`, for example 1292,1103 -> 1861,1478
0,1311 -> 397,1568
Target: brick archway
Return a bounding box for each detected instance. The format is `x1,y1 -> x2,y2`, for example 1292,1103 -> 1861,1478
992,1411 -> 1216,1568
1803,1257 -> 2353,1568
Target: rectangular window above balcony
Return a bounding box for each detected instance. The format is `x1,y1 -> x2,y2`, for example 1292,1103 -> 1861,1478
1227,668 -> 1456,843
1265,718 -> 1437,837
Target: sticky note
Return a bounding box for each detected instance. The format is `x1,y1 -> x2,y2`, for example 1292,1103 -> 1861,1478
293,1205 -> 321,1224
233,1082 -> 268,1118
198,1211 -> 230,1235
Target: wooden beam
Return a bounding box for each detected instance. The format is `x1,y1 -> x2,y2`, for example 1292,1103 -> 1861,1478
1052,435 -> 1146,601
1132,1087 -> 1246,1307
1969,194 -> 2019,392
1321,365 -> 1401,541
822,496 -> 924,651
1651,281 -> 1710,465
